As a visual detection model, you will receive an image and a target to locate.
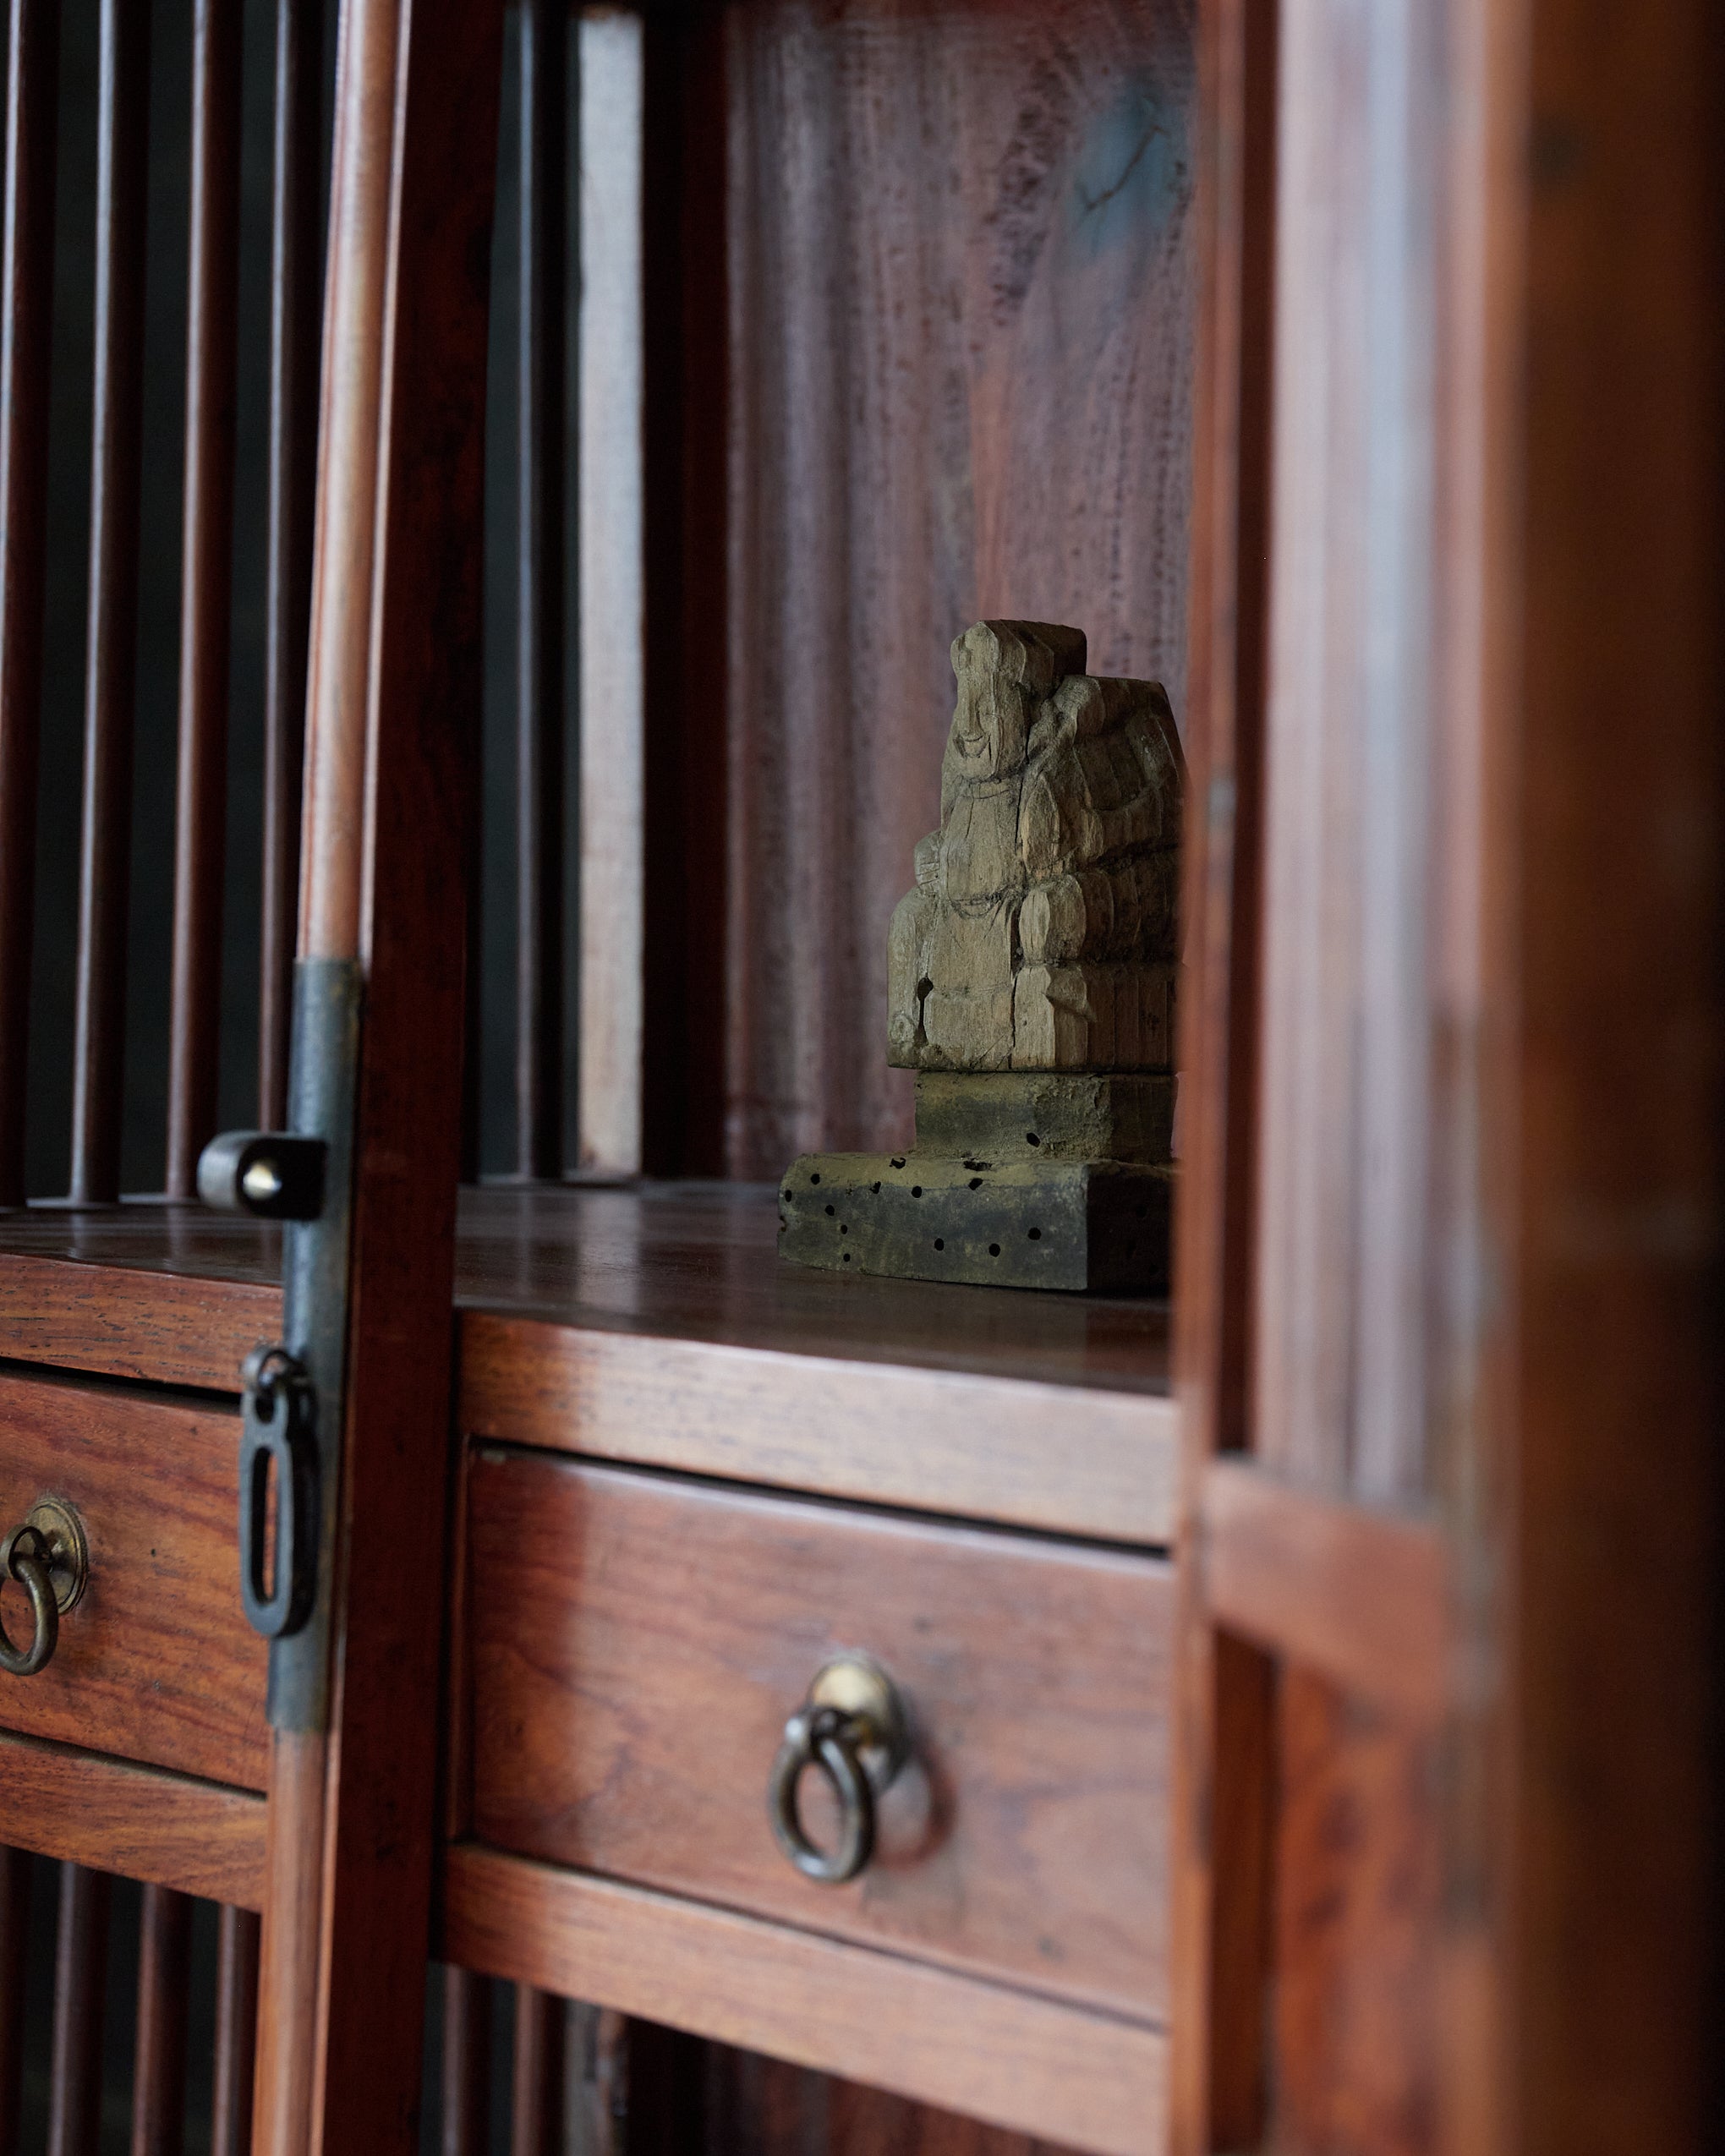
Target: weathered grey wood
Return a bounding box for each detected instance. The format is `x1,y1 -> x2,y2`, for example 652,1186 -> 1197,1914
888,621 -> 1185,1074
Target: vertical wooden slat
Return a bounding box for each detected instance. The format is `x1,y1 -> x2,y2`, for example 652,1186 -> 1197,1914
130,1884 -> 193,2156
512,1986 -> 564,2156
69,0 -> 151,1206
577,5 -> 644,1176
47,1863 -> 110,2156
0,1847 -> 29,2156
441,1966 -> 491,2156
258,0 -> 324,1130
515,0 -> 564,1179
0,0 -> 59,1207
211,1904 -> 260,2156
165,0 -> 244,1196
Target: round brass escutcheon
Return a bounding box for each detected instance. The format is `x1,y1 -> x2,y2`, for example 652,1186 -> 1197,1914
768,1654 -> 911,1887
0,1496 -> 90,1678
25,1498 -> 90,1616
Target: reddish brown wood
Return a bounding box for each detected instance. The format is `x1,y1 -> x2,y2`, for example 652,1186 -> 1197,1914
511,1987 -> 564,2156
697,0 -> 1199,1177
0,1241 -> 277,1391
465,1452 -> 1169,2018
0,1370 -> 267,1788
165,0 -> 244,1199
0,1846 -> 26,2156
1270,1669 -> 1441,2156
0,0 -> 58,1208
514,0 -> 564,1181
1201,1459 -> 1448,1723
1496,1 -> 1725,2148
706,2057 -> 1082,2156
1165,0 -> 1276,2142
441,1967 -> 491,2156
211,1905 -> 261,2156
0,1732 -> 266,1907
258,0 -> 323,1130
47,1863 -> 110,2156
69,0 -> 151,1207
250,0 -> 507,2141
130,1885 -> 193,2156
442,1847 -> 1164,2156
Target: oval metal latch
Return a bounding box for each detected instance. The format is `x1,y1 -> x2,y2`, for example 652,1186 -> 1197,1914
238,1345 -> 319,1639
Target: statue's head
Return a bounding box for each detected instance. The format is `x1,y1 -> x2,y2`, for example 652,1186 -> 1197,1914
942,621 -> 1087,797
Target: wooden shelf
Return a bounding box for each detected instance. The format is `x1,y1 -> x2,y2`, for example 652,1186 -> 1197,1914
0,1183 -> 1175,1543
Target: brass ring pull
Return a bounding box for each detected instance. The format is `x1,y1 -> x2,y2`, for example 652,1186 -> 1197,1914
0,1500 -> 88,1679
768,1655 -> 910,1886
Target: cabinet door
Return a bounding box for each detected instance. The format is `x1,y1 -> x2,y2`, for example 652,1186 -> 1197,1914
1173,2 -> 1724,2153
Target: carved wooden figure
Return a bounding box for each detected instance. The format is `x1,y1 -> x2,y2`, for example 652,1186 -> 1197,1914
781,621 -> 1184,1291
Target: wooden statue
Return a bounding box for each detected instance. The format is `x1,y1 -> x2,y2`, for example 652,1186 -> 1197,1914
780,621 -> 1184,1291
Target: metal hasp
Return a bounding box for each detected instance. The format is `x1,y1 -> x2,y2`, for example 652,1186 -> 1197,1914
769,1653 -> 912,1885
0,1497 -> 90,1677
199,956 -> 361,1732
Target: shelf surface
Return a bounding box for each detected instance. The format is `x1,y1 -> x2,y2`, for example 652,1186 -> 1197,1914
0,1183 -> 1175,1542
0,1181 -> 1169,1393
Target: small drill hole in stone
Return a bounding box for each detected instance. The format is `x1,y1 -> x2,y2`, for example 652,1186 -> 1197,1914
840,1224 -> 848,1235
934,1238 -> 945,1250
842,1252 -> 852,1263
890,1157 -> 906,1169
911,1185 -> 923,1198
988,1243 -> 1001,1257
870,1182 -> 881,1194
809,1172 -> 821,1185
824,1204 -> 835,1216
1027,1227 -> 1041,1240
1025,1131 -> 1040,1146
782,1190 -> 792,1204
968,1177 -> 983,1190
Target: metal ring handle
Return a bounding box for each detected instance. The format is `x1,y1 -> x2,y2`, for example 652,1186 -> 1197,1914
0,1526 -> 58,1677
769,1705 -> 877,1885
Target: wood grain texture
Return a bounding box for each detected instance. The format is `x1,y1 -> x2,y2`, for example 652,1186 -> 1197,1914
1200,1458 -> 1448,1723
703,2057 -> 1085,2156
69,0 -> 151,1206
441,1846 -> 1166,2156
0,1185 -> 1174,1540
1270,1668 -> 1440,2156
277,0 -> 507,2142
165,0 -> 244,1199
0,1732 -> 264,1906
0,0 -> 58,1208
466,1452 -> 1169,2019
700,0 -> 1197,1176
47,1863 -> 109,2156
129,1884 -> 192,2156
0,1369 -> 267,1787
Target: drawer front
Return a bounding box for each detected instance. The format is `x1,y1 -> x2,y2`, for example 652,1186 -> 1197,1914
0,1371 -> 267,1789
464,1450 -> 1170,2018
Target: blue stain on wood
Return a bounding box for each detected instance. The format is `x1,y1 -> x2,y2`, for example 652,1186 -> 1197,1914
1070,79 -> 1188,262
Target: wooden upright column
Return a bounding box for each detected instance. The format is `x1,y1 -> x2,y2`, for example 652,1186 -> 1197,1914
249,0 -> 505,2147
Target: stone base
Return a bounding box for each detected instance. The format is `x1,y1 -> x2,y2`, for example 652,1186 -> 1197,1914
779,1149 -> 1173,1294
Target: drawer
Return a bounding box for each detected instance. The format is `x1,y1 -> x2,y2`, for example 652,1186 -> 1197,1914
463,1450 -> 1170,2019
0,1369 -> 268,1789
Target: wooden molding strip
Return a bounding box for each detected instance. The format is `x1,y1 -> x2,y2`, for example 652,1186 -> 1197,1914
0,1249 -> 1176,1542
460,1312 -> 1176,1545
0,1250 -> 277,1393
0,1729 -> 266,1907
441,1844 -> 1166,2156
1200,1457 -> 1449,1721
